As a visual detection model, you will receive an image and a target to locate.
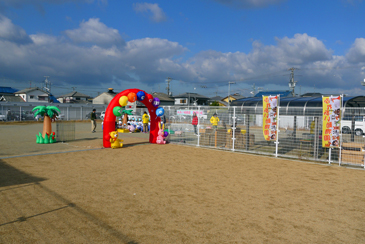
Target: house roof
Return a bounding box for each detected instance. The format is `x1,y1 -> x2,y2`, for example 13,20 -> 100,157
254,90 -> 292,97
230,96 -> 365,109
0,95 -> 24,102
152,92 -> 174,101
301,92 -> 322,97
14,87 -> 46,94
93,88 -> 118,100
60,91 -> 91,98
208,96 -> 224,101
223,94 -> 245,100
0,87 -> 18,94
173,92 -> 209,99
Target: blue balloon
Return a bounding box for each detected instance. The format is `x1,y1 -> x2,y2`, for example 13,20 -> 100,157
156,107 -> 164,117
137,91 -> 146,101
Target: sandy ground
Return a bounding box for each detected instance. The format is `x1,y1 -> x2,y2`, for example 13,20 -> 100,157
1,122 -> 365,243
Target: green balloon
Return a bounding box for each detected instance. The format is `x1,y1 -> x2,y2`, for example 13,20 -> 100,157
113,106 -> 122,117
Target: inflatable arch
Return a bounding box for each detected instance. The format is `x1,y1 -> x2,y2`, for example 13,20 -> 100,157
103,88 -> 161,148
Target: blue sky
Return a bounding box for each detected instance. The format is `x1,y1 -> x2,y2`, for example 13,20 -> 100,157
0,0 -> 365,98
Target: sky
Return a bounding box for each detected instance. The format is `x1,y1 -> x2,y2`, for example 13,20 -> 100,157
0,0 -> 365,98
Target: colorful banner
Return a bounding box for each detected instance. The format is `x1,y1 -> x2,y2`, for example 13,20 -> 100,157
177,110 -> 204,116
263,95 -> 278,141
322,96 -> 341,148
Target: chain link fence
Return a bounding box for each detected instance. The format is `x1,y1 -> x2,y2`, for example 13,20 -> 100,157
163,105 -> 365,168
0,102 -> 108,121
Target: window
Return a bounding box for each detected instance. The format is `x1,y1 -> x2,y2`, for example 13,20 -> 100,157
30,95 -> 34,99
180,99 -> 186,103
38,96 -> 46,101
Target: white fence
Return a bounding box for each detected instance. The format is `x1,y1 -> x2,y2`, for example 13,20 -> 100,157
163,106 -> 365,169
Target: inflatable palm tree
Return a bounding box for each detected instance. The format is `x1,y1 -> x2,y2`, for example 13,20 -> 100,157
32,106 -> 60,143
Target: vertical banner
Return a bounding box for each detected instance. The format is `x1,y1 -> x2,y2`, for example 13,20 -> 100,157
263,95 -> 278,141
322,95 -> 342,148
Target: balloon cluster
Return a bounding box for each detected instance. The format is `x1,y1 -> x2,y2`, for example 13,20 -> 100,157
111,90 -> 165,118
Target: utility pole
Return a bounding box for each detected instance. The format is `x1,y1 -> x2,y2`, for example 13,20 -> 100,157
166,77 -> 173,96
228,81 -> 236,107
288,67 -> 298,97
71,87 -> 76,91
44,76 -> 51,103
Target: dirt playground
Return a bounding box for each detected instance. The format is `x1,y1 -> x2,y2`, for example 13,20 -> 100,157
0,122 -> 365,243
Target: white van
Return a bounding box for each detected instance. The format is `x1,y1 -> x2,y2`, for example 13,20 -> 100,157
341,115 -> 365,136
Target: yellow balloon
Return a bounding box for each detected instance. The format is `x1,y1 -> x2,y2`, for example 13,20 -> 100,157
119,96 -> 128,107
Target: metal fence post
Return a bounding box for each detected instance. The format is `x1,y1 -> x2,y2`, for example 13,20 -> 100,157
245,112 -> 250,151
232,107 -> 236,151
197,106 -> 200,147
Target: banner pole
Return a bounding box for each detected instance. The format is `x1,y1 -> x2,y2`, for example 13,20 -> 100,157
339,95 -> 343,166
329,148 -> 332,164
275,95 -> 280,157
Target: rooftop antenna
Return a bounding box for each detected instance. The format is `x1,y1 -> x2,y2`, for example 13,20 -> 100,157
166,77 -> 173,96
288,67 -> 299,97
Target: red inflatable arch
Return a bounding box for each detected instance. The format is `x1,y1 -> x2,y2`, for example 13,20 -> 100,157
103,88 -> 160,148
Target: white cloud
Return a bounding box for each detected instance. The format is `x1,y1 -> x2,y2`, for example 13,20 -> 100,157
346,38 -> 365,63
212,0 -> 286,8
133,3 -> 167,23
65,18 -> 125,47
0,15 -> 32,44
0,16 -> 364,95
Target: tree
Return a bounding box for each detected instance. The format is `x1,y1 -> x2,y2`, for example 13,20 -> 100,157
32,106 -> 60,137
210,101 -> 220,106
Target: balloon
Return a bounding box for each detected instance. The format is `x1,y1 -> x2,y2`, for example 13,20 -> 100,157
152,97 -> 161,107
113,106 -> 122,117
119,96 -> 128,107
156,107 -> 164,116
127,92 -> 137,103
164,131 -> 169,137
146,93 -> 153,103
137,91 -> 146,101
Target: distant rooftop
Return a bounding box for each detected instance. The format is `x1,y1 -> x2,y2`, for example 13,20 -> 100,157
60,91 -> 91,98
174,92 -> 209,99
0,87 -> 18,94
254,90 -> 292,97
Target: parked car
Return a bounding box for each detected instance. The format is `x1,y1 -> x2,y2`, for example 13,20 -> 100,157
21,111 -> 36,121
56,114 -> 65,120
341,115 -> 365,136
0,112 -> 5,121
100,111 -> 105,120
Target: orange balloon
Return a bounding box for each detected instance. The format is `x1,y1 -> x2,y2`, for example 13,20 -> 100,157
127,92 -> 137,103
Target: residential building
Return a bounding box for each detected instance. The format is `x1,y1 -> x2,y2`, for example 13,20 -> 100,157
151,92 -> 175,106
0,87 -> 23,102
14,87 -> 59,103
174,92 -> 210,106
58,91 -> 91,103
93,88 -> 135,110
207,96 -> 228,106
222,93 -> 245,105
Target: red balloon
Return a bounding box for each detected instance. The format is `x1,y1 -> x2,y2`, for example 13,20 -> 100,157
146,93 -> 153,103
